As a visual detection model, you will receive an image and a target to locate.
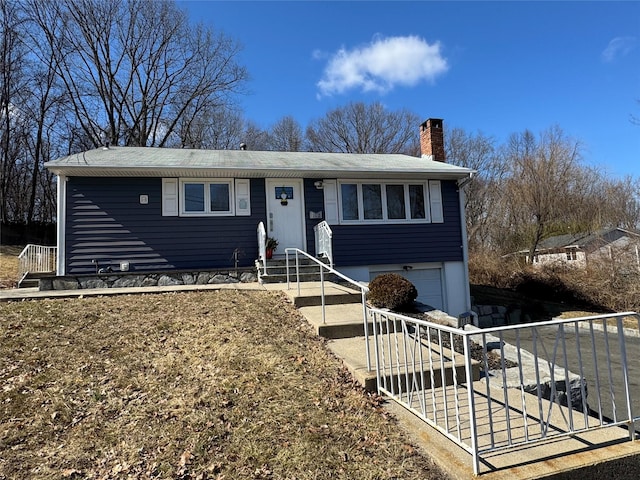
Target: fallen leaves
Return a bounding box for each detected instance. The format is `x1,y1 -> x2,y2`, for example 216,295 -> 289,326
0,290 -> 442,480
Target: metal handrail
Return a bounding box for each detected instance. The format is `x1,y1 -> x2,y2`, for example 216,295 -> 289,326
284,247 -> 371,370
257,222 -> 267,276
313,221 -> 333,268
17,244 -> 57,283
368,308 -> 640,475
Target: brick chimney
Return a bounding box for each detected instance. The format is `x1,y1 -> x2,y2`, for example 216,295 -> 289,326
420,118 -> 445,162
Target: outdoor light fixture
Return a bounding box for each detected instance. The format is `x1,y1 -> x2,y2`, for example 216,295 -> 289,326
314,180 -> 324,189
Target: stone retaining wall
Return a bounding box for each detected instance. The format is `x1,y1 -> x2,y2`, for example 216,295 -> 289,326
471,303 -> 532,328
39,269 -> 258,291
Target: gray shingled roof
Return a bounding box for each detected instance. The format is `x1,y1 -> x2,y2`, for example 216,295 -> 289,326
44,146 -> 474,180
537,228 -> 640,250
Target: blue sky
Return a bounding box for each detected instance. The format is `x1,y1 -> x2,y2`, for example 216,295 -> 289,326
179,1 -> 639,178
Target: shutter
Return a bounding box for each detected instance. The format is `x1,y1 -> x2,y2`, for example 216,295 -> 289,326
235,179 -> 251,216
429,180 -> 443,223
162,178 -> 179,216
323,179 -> 339,225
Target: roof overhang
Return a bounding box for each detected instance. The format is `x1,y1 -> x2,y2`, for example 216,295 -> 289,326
44,147 -> 475,181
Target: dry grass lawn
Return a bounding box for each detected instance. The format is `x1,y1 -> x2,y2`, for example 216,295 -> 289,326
0,290 -> 447,479
0,245 -> 21,289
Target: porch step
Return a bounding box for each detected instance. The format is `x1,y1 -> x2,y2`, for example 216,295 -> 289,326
17,272 -> 55,289
283,282 -> 480,392
275,281 -> 365,308
298,303 -> 371,338
256,257 -> 334,285
327,334 -> 480,392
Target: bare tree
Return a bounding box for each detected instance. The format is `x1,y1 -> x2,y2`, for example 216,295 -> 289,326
242,121 -> 271,151
0,0 -> 29,222
30,0 -> 248,148
268,115 -> 303,152
445,128 -> 505,252
305,102 -> 419,154
503,126 -> 584,261
171,106 -> 246,150
599,176 -> 640,229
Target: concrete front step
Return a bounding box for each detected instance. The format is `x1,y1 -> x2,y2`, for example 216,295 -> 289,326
327,334 -> 481,392
272,281 -> 365,308
18,272 -> 55,289
259,273 -> 334,284
261,266 -> 330,276
298,303 -> 369,339
256,257 -> 332,284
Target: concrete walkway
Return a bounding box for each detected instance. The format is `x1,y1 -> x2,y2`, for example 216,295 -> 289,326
2,281 -> 640,479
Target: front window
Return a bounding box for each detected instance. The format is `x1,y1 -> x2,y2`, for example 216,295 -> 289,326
184,183 -> 205,212
338,181 -> 436,223
386,184 -> 406,219
180,180 -> 233,216
363,184 -> 382,220
409,184 -> 426,219
341,183 -> 358,220
210,183 -> 230,212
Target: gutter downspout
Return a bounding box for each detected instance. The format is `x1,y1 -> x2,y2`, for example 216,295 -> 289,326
457,173 -> 474,312
56,174 -> 67,276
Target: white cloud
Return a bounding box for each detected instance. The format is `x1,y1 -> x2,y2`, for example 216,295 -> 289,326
601,36 -> 636,63
316,35 -> 448,97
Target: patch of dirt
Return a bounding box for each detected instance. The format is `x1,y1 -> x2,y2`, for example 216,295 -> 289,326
0,290 -> 449,479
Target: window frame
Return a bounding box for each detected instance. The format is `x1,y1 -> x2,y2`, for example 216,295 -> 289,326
179,178 -> 235,216
337,180 -> 438,224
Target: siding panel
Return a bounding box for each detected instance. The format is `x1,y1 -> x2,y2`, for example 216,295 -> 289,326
331,180 -> 463,267
65,177 -> 266,274
304,179 -> 325,254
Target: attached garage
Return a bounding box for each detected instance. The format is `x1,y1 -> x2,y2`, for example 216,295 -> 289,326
371,267 -> 444,311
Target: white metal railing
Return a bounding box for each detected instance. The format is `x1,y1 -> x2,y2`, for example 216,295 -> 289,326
257,222 -> 267,276
18,244 -> 57,283
368,309 -> 640,475
284,247 -> 371,369
313,221 -> 333,268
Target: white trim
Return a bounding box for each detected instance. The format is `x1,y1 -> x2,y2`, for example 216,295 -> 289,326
323,179 -> 339,225
179,178 -> 235,216
265,178 -> 306,251
428,180 -> 443,223
234,179 -> 251,216
162,178 -> 179,216
56,175 -> 67,275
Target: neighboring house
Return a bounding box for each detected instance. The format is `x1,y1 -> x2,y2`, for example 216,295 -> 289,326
527,228 -> 640,271
44,118 -> 475,316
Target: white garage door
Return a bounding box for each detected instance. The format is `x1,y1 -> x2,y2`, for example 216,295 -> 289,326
372,268 -> 444,311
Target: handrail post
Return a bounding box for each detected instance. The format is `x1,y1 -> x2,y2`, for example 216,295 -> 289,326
363,289 -> 370,371
618,316 -> 635,440
320,267 -> 326,324
463,333 -> 480,475
257,222 -> 267,276
295,250 -> 301,296
286,250 -> 290,290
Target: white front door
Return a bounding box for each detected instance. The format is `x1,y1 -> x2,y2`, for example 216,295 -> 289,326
266,179 -> 306,254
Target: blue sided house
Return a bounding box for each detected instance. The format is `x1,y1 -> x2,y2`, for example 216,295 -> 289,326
44,119 -> 474,316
